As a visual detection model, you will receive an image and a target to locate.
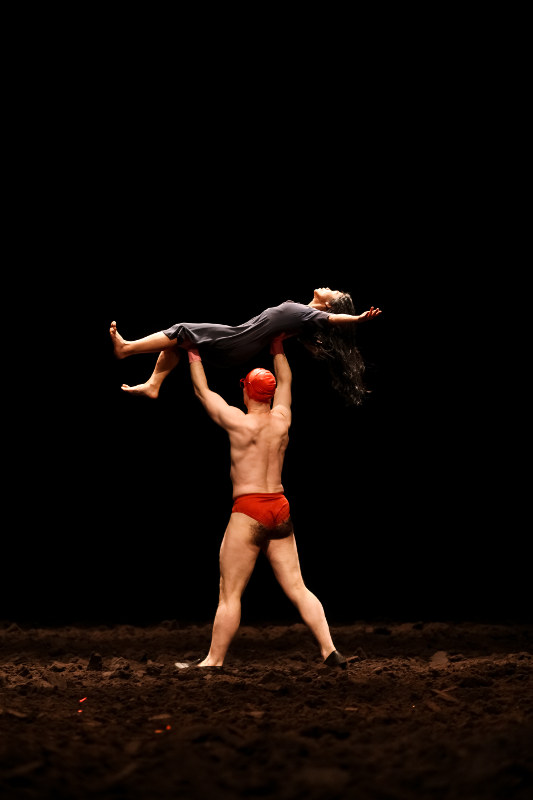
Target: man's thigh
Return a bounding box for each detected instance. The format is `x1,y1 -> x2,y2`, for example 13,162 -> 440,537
263,533 -> 305,595
219,513 -> 262,595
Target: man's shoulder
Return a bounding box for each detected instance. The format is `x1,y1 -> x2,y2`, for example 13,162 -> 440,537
218,403 -> 247,429
270,406 -> 291,424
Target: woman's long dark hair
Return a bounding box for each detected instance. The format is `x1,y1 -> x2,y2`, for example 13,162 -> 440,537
299,292 -> 368,406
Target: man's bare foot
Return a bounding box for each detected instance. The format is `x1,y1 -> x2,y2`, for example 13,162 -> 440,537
121,382 -> 160,399
110,321 -> 130,359
174,658 -> 222,670
197,657 -> 223,667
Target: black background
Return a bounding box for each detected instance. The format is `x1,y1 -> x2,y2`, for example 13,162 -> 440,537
6,18 -> 522,627
12,262 -> 521,627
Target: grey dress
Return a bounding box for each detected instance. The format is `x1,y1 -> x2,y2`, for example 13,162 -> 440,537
162,301 -> 330,366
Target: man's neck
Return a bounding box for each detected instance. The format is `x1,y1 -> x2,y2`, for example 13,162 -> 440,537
246,404 -> 271,415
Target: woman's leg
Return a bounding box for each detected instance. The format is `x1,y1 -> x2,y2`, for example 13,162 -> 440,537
110,321 -> 182,398
121,347 -> 181,398
264,533 -> 336,660
199,513 -> 261,667
110,321 -> 176,358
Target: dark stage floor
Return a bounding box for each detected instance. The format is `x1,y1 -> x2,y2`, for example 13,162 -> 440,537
1,619 -> 532,799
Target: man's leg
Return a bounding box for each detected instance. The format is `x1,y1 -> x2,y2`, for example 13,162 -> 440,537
264,533 -> 337,662
198,513 -> 261,667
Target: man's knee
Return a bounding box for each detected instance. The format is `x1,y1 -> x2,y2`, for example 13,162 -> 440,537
218,573 -> 249,603
278,575 -> 307,601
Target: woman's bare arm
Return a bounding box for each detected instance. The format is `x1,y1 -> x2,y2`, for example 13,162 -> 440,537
328,306 -> 382,325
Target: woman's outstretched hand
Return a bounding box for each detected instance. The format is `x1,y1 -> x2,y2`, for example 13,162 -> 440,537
357,306 -> 382,322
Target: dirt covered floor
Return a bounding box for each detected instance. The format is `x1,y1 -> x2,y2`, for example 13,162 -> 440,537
1,619 -> 532,799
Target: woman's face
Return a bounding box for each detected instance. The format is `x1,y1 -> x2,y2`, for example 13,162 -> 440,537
313,287 -> 344,308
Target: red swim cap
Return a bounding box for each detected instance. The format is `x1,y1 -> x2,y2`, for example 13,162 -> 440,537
240,368 -> 276,403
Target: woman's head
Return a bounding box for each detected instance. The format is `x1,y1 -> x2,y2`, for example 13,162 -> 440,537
303,288 -> 367,406
312,287 -> 355,314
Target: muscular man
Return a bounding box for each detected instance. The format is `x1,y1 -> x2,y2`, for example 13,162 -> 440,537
175,336 -> 347,670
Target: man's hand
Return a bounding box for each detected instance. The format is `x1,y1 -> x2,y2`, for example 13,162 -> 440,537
270,332 -> 289,355
188,347 -> 202,363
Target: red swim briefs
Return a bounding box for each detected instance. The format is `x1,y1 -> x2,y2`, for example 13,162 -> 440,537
232,493 -> 290,528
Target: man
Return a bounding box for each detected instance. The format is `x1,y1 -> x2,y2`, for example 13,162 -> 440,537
175,335 -> 346,670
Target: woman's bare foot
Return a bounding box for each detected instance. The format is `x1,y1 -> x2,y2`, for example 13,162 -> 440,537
110,321 -> 130,359
121,382 -> 160,399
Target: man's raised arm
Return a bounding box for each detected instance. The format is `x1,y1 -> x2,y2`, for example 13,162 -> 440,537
270,335 -> 292,417
187,348 -> 243,430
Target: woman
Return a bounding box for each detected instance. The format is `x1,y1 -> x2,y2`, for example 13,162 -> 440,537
110,287 -> 381,405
